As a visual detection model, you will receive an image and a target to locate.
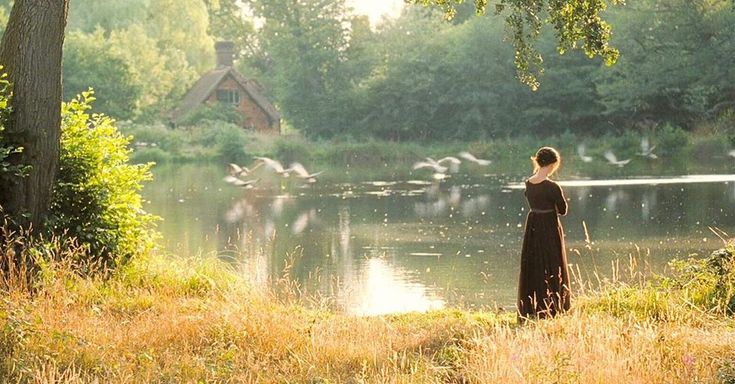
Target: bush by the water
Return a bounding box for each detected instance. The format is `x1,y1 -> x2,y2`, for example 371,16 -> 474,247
47,91 -> 157,266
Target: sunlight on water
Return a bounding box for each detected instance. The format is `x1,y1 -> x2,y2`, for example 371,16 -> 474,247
338,257 -> 445,316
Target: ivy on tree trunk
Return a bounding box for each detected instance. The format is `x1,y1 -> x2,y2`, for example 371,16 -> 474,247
0,0 -> 70,226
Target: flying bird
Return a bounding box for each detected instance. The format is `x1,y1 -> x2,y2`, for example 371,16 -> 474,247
637,137 -> 658,159
436,156 -> 462,172
458,151 -> 491,166
223,175 -> 259,188
604,151 -> 632,167
288,162 -> 323,183
228,162 -> 262,177
728,149 -> 735,158
413,158 -> 448,174
254,156 -> 290,177
576,144 -> 593,163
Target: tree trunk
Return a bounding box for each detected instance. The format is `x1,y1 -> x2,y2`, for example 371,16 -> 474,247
0,0 -> 69,227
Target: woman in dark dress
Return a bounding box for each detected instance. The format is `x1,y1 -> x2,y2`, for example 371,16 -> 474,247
517,147 -> 570,322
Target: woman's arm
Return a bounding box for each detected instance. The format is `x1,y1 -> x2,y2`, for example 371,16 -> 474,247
554,183 -> 568,216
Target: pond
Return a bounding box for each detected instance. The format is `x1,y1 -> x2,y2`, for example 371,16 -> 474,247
142,161 -> 735,315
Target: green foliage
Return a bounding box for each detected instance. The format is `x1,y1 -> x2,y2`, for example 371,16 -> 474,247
242,0 -> 352,138
668,245 -> 735,314
178,103 -> 244,127
63,30 -> 142,119
48,91 -> 158,266
58,0 -> 735,143
408,0 -> 624,89
64,0 -> 210,120
272,136 -> 313,165
214,124 -> 251,163
656,124 -> 690,158
0,69 -> 28,180
129,147 -> 171,164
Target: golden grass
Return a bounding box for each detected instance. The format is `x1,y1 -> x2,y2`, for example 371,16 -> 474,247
1,245 -> 734,383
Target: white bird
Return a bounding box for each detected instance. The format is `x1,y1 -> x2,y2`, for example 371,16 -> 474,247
436,156 -> 462,173
254,156 -> 290,177
604,151 -> 632,167
223,175 -> 259,188
637,137 -> 658,159
228,162 -> 262,177
413,159 -> 448,174
728,149 -> 735,158
458,151 -> 491,166
436,156 -> 461,165
576,144 -> 593,163
287,162 -> 323,183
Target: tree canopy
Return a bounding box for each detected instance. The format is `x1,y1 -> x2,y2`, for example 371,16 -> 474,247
409,0 -> 625,90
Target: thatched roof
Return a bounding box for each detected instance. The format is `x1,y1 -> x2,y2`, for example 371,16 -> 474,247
172,67 -> 280,123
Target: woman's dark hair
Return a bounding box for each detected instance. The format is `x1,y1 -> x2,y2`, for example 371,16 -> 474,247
531,146 -> 561,174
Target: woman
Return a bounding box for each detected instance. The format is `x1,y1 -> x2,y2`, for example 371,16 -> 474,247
517,146 -> 571,322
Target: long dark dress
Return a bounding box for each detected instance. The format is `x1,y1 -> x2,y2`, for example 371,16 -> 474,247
517,179 -> 570,321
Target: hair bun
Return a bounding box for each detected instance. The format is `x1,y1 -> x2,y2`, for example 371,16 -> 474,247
534,147 -> 559,167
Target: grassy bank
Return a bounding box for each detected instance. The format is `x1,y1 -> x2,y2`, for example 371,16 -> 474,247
121,121 -> 735,177
1,232 -> 734,383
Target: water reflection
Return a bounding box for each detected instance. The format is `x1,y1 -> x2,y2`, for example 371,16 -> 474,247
144,164 -> 735,314
337,257 -> 445,316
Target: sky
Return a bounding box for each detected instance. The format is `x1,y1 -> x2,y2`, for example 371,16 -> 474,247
347,0 -> 404,25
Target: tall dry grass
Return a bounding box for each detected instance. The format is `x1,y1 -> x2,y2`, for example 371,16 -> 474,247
1,227 -> 734,383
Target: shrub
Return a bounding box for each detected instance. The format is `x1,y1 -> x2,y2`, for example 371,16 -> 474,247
47,91 -> 158,266
668,245 -> 735,314
273,136 -> 312,165
656,123 -> 690,157
216,125 -> 250,164
121,123 -> 186,154
178,104 -> 244,126
186,121 -> 251,163
129,147 -> 171,164
690,134 -> 729,162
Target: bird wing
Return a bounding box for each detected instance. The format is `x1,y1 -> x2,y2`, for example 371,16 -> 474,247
288,162 -> 310,178
223,175 -> 258,187
245,161 -> 264,173
577,144 -> 586,157
641,137 -> 650,152
458,151 -> 477,162
256,157 -> 284,173
459,151 -> 491,165
437,156 -> 461,165
228,163 -> 243,176
413,161 -> 434,170
604,151 -> 618,163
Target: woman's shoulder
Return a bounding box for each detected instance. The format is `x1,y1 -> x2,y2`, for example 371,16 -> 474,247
546,179 -> 564,191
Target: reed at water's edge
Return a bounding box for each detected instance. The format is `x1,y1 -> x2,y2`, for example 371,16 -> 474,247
1,227 -> 734,383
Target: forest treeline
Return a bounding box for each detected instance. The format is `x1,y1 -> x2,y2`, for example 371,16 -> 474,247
1,0 -> 733,141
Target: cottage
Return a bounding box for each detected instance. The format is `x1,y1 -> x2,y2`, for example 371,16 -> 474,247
172,41 -> 280,133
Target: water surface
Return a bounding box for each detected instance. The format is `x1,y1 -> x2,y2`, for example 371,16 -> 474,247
143,162 -> 735,315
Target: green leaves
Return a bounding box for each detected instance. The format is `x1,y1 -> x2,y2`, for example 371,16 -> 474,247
407,0 -> 625,89
49,90 -> 158,266
0,67 -> 29,179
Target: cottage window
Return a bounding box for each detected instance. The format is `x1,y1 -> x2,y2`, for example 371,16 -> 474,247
216,89 -> 240,106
